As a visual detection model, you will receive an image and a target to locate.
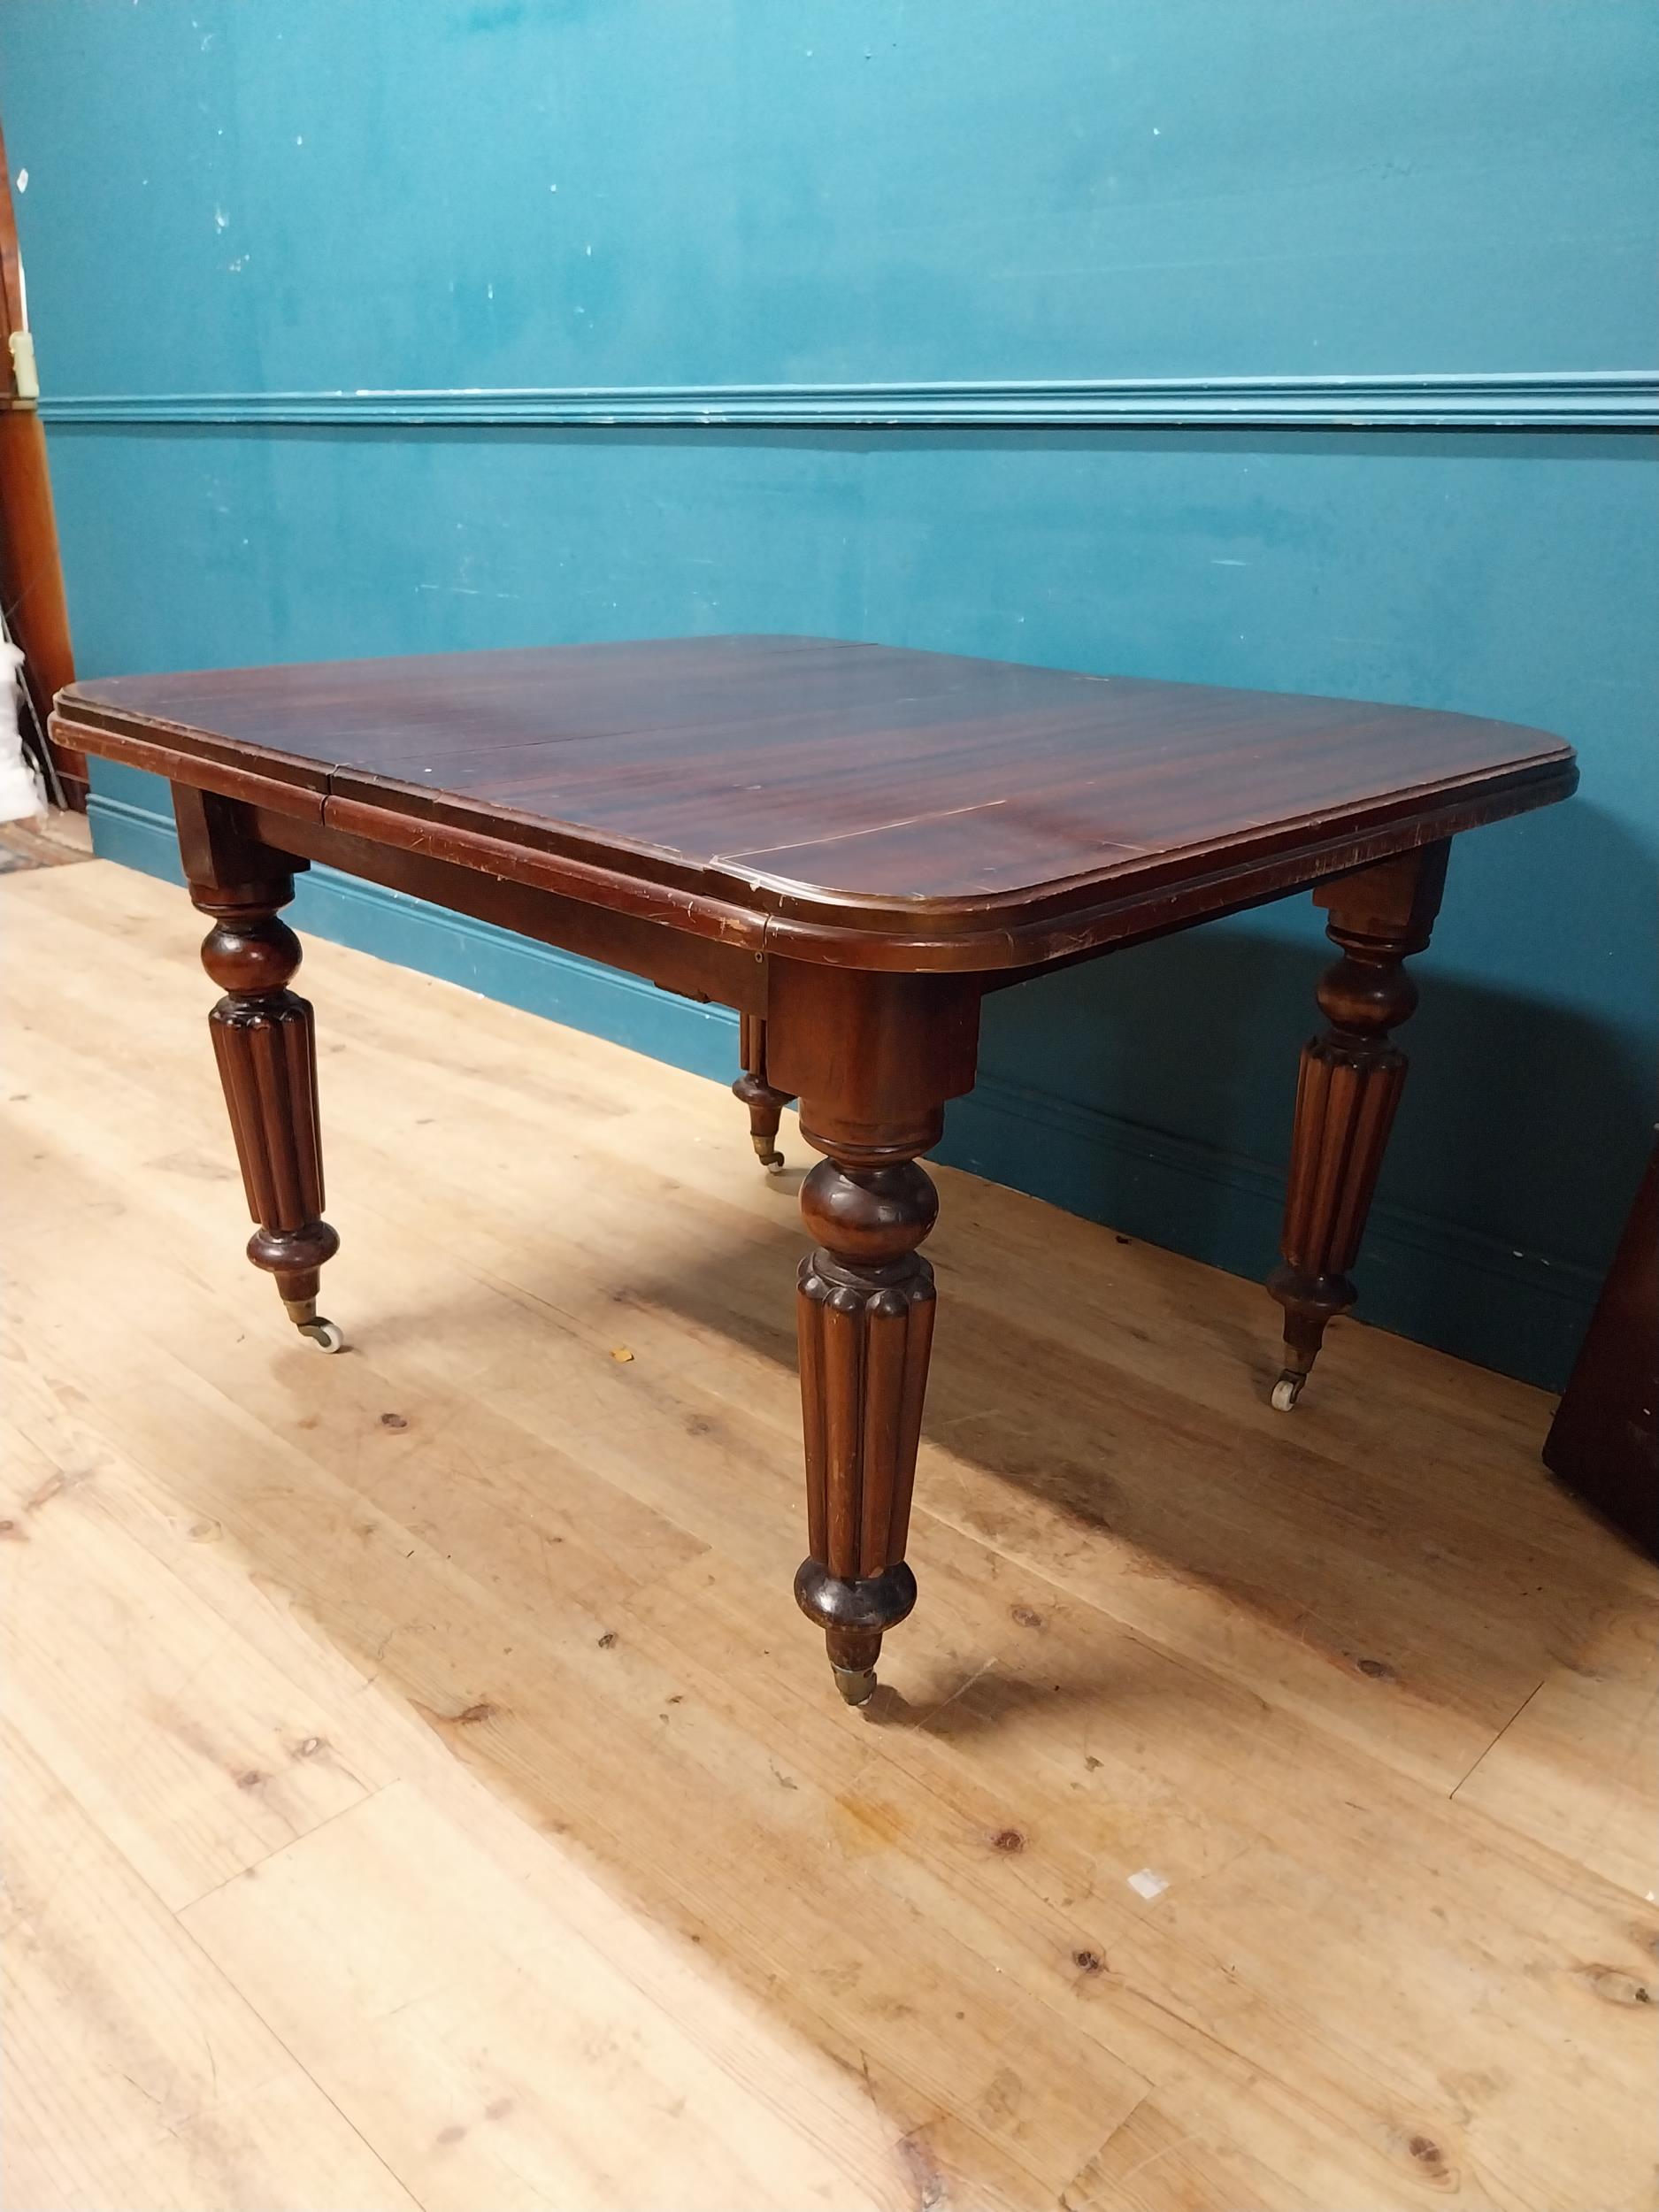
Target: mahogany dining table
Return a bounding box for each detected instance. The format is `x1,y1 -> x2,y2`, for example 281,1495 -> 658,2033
51,637 -> 1578,1705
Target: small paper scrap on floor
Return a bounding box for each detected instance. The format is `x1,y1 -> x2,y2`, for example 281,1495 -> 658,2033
610,1346 -> 634,1363
1127,1868 -> 1169,1901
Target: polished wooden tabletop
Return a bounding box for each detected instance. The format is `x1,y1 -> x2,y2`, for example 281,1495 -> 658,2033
58,635 -> 1576,968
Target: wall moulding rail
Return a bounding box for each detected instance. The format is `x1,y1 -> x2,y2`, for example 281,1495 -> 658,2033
40,370 -> 1659,432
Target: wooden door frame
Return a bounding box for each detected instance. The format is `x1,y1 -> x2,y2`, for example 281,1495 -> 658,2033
0,113 -> 84,809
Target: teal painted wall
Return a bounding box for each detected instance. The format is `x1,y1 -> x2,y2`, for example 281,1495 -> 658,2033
4,2 -> 1655,1387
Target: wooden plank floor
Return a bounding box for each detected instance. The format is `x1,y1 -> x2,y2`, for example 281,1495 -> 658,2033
3,859 -> 1654,2212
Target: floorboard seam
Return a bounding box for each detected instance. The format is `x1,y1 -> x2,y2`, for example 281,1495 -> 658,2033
1446,1678 -> 1547,1801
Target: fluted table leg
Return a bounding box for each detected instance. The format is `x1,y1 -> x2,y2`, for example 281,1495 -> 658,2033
173,786 -> 342,1351
194,881 -> 342,1348
1268,843 -> 1448,1408
795,1150 -> 937,1702
764,962 -> 980,1702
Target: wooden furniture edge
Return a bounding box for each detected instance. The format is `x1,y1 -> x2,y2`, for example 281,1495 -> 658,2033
51,701 -> 1576,973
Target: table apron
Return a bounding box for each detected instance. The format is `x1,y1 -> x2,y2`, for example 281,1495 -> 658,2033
246,804 -> 769,1018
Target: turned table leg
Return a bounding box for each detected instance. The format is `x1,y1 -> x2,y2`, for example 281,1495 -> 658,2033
795,1148 -> 937,1702
194,879 -> 342,1349
174,787 -> 342,1351
733,1012 -> 793,1174
764,963 -> 980,1701
1268,843 -> 1448,1409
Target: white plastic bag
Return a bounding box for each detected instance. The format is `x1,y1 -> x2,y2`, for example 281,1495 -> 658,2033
0,639 -> 46,820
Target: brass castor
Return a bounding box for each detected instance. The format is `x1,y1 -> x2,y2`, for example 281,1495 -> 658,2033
734,1061 -> 791,1177
283,1295 -> 347,1353
832,1663 -> 878,1707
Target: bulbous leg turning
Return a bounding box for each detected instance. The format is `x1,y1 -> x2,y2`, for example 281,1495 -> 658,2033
196,884 -> 342,1349
794,1153 -> 938,1701
794,1560 -> 918,1705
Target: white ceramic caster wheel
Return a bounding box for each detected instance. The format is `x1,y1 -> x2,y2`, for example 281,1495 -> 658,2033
1271,1374 -> 1304,1412
299,1317 -> 346,1353
764,1156 -> 786,1177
